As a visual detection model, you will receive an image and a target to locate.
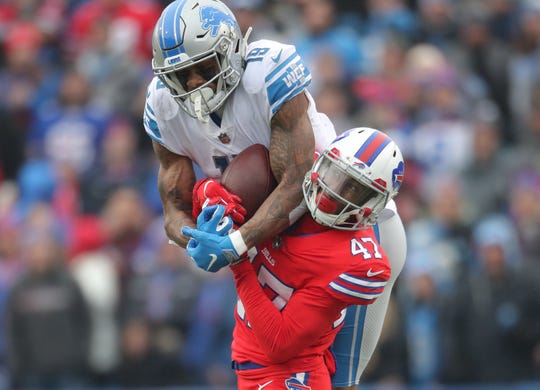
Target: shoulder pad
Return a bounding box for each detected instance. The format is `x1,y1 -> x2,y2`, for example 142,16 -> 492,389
143,77 -> 179,143
243,40 -> 312,115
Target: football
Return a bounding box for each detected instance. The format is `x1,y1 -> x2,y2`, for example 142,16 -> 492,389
221,144 -> 277,221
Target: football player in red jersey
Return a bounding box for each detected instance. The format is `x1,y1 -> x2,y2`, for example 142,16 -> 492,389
183,127 -> 405,389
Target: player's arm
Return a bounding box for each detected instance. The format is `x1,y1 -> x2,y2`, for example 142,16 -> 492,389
232,261 -> 341,363
153,140 -> 196,247
231,259 -> 387,364
237,92 -> 314,249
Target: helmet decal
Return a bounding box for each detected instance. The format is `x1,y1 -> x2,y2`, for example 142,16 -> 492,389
352,160 -> 366,170
392,161 -> 405,191
354,131 -> 391,166
158,0 -> 187,54
200,6 -> 237,37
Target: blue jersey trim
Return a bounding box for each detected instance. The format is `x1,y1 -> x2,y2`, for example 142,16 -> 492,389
144,125 -> 163,144
265,50 -> 311,113
270,79 -> 311,114
264,51 -> 298,83
144,103 -> 162,140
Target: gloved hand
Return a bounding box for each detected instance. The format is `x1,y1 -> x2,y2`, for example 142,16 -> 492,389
192,178 -> 247,225
183,205 -> 248,272
196,204 -> 234,236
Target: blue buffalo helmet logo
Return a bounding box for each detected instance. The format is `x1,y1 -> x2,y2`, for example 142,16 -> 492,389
392,160 -> 404,191
200,6 -> 236,36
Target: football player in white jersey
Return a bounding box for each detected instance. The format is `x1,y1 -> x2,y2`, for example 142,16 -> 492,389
144,0 -> 336,254
143,1 -> 406,389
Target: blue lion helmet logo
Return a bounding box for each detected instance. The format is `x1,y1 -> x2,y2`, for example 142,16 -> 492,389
200,6 -> 236,36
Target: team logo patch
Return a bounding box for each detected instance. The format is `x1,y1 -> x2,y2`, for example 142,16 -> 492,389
218,132 -> 231,144
353,160 -> 366,170
285,378 -> 311,390
200,6 -> 236,36
392,161 -> 404,190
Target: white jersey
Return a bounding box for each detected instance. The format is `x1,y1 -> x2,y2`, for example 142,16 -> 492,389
143,39 -> 336,178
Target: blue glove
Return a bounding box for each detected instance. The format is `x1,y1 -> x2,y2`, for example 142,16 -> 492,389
184,232 -> 230,272
196,204 -> 233,236
182,206 -> 248,272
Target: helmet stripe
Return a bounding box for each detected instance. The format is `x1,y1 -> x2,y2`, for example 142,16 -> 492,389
159,0 -> 187,55
159,2 -> 175,48
354,132 -> 391,166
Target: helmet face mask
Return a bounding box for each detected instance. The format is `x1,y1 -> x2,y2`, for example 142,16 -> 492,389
303,128 -> 404,230
158,56 -> 221,97
152,0 -> 248,122
156,54 -> 225,117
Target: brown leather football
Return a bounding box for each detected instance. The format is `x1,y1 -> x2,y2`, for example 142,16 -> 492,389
221,144 -> 277,221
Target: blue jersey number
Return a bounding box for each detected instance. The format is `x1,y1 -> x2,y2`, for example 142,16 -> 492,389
212,156 -> 230,174
247,47 -> 269,62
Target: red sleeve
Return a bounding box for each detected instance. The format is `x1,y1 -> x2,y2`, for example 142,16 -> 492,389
231,261 -> 345,364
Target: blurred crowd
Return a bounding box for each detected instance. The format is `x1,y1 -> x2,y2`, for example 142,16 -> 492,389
0,0 -> 540,389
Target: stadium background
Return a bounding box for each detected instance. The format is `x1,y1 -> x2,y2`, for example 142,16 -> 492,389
0,0 -> 539,389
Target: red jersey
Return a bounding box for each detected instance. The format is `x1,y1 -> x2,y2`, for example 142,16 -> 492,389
230,215 -> 391,373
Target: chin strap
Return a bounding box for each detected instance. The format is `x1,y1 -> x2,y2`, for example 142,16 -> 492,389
190,87 -> 214,123
190,87 -> 227,123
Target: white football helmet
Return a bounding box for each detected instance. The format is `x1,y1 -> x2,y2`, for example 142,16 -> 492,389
151,0 -> 250,122
303,128 -> 404,230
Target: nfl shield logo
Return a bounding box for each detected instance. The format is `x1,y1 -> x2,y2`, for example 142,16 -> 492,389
218,132 -> 231,144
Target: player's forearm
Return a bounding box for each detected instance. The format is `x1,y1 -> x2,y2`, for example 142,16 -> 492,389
237,139 -> 312,249
237,92 -> 314,249
157,165 -> 196,248
164,210 -> 195,247
237,179 -> 304,249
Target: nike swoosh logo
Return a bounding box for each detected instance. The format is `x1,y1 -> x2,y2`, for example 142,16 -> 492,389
367,268 -> 384,277
271,49 -> 282,63
258,380 -> 273,390
206,254 -> 218,271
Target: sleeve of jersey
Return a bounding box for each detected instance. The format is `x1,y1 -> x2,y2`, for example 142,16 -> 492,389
326,266 -> 390,306
142,79 -> 165,145
231,261 -> 345,364
263,46 -> 312,116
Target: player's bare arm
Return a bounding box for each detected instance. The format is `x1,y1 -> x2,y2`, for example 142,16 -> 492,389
153,141 -> 196,247
237,92 -> 314,249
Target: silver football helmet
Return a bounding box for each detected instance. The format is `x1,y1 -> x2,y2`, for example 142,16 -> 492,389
151,0 -> 250,122
303,127 -> 404,230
